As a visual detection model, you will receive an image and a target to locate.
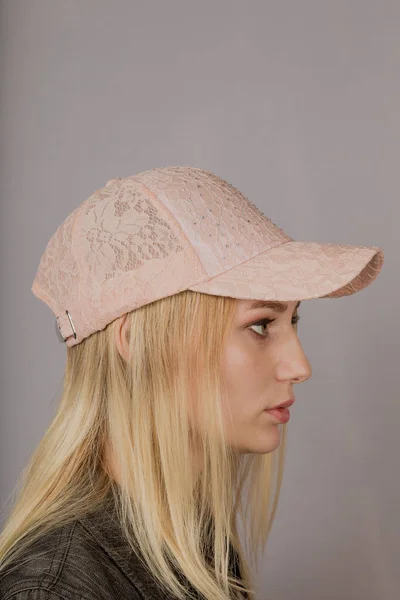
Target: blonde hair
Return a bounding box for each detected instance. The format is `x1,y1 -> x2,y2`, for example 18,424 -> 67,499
0,290 -> 288,600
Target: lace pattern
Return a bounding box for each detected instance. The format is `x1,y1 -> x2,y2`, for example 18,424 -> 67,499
31,166 -> 384,346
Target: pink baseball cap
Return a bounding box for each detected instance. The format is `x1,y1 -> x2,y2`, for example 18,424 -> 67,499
31,166 -> 385,347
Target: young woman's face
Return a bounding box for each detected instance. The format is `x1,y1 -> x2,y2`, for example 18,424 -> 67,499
115,299 -> 312,459
220,299 -> 312,454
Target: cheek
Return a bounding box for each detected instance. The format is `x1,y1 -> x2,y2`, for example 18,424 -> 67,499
221,337 -> 270,408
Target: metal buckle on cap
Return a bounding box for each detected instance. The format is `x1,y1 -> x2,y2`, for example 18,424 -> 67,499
55,310 -> 77,343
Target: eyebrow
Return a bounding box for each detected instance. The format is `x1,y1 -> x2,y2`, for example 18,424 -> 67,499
246,300 -> 301,313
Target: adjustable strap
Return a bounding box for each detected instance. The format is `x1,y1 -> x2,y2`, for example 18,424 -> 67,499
55,310 -> 77,343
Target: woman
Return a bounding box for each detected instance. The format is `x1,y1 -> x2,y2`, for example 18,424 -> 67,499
0,166 -> 384,600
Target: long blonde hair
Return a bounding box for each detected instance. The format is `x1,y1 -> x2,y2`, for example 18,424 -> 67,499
0,290 -> 288,600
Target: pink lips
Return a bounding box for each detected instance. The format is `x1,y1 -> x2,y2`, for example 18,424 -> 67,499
268,397 -> 295,410
264,407 -> 291,423
263,398 -> 294,424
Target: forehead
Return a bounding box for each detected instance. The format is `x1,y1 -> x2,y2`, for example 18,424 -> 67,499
238,299 -> 302,313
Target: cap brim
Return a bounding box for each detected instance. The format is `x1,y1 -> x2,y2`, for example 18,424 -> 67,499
187,241 -> 384,301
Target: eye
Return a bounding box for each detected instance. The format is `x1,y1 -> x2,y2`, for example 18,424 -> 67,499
248,315 -> 300,340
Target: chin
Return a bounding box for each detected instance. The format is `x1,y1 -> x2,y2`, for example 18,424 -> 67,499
245,427 -> 282,454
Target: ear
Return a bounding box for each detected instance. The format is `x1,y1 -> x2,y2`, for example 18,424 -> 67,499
115,313 -> 129,362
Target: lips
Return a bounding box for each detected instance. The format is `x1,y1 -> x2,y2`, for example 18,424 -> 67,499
268,397 -> 295,410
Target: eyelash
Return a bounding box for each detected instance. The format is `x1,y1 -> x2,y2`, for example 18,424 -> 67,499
248,315 -> 301,340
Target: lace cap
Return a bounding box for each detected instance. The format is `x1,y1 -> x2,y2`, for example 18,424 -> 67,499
31,166 -> 384,346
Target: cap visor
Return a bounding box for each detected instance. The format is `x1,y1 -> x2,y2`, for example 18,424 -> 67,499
188,241 -> 384,301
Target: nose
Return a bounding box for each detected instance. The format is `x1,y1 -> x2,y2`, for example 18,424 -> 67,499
291,341 -> 312,384
277,334 -> 312,384
292,359 -> 312,384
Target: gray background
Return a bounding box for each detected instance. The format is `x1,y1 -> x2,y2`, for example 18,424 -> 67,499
0,1 -> 398,599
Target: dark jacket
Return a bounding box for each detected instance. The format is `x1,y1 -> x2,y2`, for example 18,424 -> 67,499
0,492 -> 246,600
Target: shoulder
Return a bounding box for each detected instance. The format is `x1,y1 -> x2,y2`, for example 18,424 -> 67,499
0,519 -> 144,600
